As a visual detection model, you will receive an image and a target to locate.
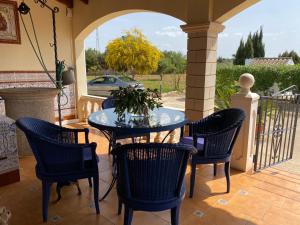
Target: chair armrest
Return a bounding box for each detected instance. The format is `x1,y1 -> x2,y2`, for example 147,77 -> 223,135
38,139 -> 97,173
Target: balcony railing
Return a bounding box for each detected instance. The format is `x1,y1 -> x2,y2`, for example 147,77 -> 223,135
78,95 -> 105,122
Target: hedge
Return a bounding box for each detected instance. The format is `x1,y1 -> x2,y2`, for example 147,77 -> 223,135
215,64 -> 300,109
217,64 -> 300,94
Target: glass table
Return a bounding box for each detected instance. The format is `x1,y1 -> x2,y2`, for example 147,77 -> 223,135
88,107 -> 188,201
88,107 -> 187,138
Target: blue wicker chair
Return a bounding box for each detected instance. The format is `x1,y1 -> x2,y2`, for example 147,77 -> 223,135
16,117 -> 100,222
101,98 -> 150,153
113,143 -> 195,225
180,108 -> 245,197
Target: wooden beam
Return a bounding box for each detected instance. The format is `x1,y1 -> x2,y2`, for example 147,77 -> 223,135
80,0 -> 89,4
56,0 -> 73,8
56,0 -> 89,8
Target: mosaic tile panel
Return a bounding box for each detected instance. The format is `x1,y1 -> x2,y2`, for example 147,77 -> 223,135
0,116 -> 19,174
0,98 -> 5,116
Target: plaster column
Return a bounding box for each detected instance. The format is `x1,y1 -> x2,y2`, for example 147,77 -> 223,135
74,39 -> 88,121
231,73 -> 260,172
181,22 -> 224,121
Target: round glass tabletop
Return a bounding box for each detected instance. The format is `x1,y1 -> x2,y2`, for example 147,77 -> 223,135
88,107 -> 187,134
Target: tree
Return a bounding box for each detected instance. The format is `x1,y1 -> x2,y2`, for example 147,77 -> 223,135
157,51 -> 186,91
157,51 -> 186,74
233,40 -> 246,65
279,50 -> 300,64
252,26 -> 265,57
244,34 -> 254,59
105,28 -> 162,79
85,48 -> 101,74
233,27 -> 265,65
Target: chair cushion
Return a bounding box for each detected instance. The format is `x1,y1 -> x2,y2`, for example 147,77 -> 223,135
180,136 -> 204,151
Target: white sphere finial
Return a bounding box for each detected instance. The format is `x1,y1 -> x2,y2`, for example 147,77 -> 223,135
239,73 -> 255,95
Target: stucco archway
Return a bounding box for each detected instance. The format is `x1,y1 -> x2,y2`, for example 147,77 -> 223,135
72,0 -> 260,121
73,10 -> 187,121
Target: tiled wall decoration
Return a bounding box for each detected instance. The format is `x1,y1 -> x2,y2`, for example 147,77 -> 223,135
0,98 -> 5,116
0,116 -> 19,175
0,71 -> 76,120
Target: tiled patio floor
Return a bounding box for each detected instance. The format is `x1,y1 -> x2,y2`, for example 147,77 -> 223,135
1,124 -> 300,225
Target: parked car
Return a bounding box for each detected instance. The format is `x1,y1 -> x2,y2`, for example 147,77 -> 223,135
87,75 -> 144,97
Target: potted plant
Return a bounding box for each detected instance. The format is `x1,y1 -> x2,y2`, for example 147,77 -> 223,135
111,86 -> 162,120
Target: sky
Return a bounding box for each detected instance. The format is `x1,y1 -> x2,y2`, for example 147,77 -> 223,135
84,0 -> 300,58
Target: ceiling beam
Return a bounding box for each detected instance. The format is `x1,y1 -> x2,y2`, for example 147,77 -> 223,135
56,0 -> 89,8
80,0 -> 89,4
56,0 -> 73,8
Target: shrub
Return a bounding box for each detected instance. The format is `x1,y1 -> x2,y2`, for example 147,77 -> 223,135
217,64 -> 300,93
216,64 -> 300,108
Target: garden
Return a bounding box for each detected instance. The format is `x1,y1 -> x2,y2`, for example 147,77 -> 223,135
85,28 -> 300,109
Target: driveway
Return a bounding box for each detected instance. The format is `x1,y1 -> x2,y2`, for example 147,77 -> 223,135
161,92 -> 185,110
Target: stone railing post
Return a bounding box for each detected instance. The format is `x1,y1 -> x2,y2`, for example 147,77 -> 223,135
230,73 -> 259,172
78,95 -> 105,122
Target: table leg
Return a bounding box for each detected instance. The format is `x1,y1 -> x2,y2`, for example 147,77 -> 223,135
99,152 -> 118,202
168,130 -> 176,143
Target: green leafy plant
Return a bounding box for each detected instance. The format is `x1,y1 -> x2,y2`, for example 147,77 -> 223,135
111,86 -> 162,119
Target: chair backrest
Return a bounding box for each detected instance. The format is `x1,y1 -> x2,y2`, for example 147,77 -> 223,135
200,108 -> 245,159
102,97 -> 115,109
16,117 -> 96,174
204,108 -> 245,158
16,117 -> 78,144
113,143 -> 195,202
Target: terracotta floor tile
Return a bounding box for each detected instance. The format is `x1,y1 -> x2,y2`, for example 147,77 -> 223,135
261,206 -> 300,225
2,123 -> 300,225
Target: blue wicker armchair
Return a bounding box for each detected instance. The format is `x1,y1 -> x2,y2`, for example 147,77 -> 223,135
180,108 -> 245,197
101,98 -> 150,153
113,143 -> 196,225
16,117 -> 100,222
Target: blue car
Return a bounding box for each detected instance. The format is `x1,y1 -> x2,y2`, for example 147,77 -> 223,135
87,75 -> 144,97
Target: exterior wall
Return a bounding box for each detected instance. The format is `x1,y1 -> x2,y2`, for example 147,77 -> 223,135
0,0 -> 75,120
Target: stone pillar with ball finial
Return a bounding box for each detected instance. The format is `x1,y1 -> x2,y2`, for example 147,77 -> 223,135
230,73 -> 260,172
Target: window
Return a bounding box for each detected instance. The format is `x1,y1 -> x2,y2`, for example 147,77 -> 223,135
119,76 -> 135,82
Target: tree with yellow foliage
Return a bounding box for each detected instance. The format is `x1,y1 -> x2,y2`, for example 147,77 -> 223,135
105,28 -> 162,79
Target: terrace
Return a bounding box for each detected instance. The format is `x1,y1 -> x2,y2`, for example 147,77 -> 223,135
1,127 -> 300,225
1,0 -> 300,225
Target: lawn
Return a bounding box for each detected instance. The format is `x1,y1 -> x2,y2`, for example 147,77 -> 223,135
87,74 -> 186,93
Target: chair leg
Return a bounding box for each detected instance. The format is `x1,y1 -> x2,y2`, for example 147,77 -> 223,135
124,207 -> 133,225
118,197 -> 122,215
55,182 -> 62,202
93,175 -> 100,214
88,177 -> 92,187
171,205 -> 180,225
42,181 -> 51,222
108,140 -> 112,154
75,180 -> 82,195
224,162 -> 230,193
213,163 -> 217,176
189,163 -> 196,198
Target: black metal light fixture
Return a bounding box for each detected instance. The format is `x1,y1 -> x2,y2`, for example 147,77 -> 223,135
18,2 -> 30,14
18,0 -> 74,126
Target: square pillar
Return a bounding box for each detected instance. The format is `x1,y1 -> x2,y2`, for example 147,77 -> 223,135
181,22 -> 224,121
231,73 -> 260,172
